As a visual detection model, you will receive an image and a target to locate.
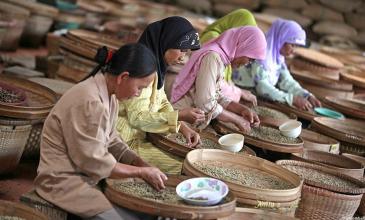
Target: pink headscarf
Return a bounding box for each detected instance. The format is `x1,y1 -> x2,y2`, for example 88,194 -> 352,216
171,26 -> 266,103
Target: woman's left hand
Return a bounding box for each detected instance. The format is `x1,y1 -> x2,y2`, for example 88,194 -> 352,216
308,95 -> 322,108
179,122 -> 201,148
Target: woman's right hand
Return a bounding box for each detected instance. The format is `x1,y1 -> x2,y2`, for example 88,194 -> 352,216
293,96 -> 312,111
241,90 -> 257,107
178,108 -> 205,124
138,167 -> 168,191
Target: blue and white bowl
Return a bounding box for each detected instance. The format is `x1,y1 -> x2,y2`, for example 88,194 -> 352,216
176,177 -> 229,206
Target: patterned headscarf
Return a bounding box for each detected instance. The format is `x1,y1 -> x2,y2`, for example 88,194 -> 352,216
261,19 -> 306,85
138,16 -> 200,89
200,9 -> 257,44
171,26 -> 266,103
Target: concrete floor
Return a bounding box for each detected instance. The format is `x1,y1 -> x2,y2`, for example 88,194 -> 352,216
0,160 -> 38,202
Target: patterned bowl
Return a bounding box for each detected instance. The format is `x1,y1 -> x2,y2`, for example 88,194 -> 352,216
176,177 -> 229,206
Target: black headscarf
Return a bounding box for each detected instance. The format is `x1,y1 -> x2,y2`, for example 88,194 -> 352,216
138,16 -> 200,89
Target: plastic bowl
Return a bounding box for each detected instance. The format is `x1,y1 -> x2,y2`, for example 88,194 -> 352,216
314,107 -> 345,119
279,120 -> 302,138
218,133 -> 244,153
176,177 -> 229,206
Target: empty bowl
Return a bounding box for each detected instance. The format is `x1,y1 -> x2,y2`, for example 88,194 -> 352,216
279,120 -> 302,138
218,133 -> 244,153
314,107 -> 345,119
176,177 -> 229,206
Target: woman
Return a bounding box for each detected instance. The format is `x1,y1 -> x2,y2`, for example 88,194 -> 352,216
232,19 -> 321,111
201,9 -> 258,105
171,26 -> 266,132
35,44 -> 165,220
117,16 -> 204,175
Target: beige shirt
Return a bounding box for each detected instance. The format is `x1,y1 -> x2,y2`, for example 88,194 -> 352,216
35,73 -> 138,218
173,52 -> 231,128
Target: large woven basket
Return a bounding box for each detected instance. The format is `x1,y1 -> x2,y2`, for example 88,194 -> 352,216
22,119 -> 44,159
276,160 -> 365,220
0,2 -> 30,51
0,117 -> 32,174
183,149 -> 303,216
300,129 -> 339,154
218,207 -> 299,220
21,14 -> 53,47
20,190 -> 67,220
262,7 -> 312,27
0,199 -> 48,220
291,149 -> 364,179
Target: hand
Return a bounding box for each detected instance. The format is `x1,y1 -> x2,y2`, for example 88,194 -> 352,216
308,95 -> 322,108
138,167 -> 168,191
178,108 -> 205,124
240,107 -> 260,127
241,90 -> 257,107
232,114 -> 251,133
293,95 -> 312,111
179,122 -> 201,147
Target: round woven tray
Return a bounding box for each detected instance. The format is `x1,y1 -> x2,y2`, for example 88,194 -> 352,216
105,175 -> 236,219
212,121 -> 303,153
291,58 -> 340,80
290,65 -> 353,91
276,160 -> 365,194
300,129 -> 339,154
0,81 -> 28,106
5,0 -> 59,18
147,131 -> 256,158
0,75 -> 58,119
183,149 -> 303,205
323,96 -> 365,120
28,77 -> 75,98
258,99 -> 317,121
0,199 -> 48,220
291,149 -> 364,179
218,207 -> 299,220
311,117 -> 365,146
247,105 -> 297,128
294,47 -> 344,69
341,69 -> 365,89
299,81 -> 354,99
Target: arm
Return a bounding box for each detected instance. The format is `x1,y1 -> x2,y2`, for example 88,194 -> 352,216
194,53 -> 228,120
253,64 -> 295,105
277,65 -> 311,97
120,83 -> 180,134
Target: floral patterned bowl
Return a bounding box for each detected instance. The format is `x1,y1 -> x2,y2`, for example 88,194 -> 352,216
176,177 -> 229,206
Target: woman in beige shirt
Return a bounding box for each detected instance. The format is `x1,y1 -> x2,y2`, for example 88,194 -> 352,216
35,44 -> 165,220
171,26 -> 267,132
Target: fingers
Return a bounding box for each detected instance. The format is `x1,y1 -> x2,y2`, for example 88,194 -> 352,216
252,96 -> 258,107
252,114 -> 260,127
190,133 -> 200,147
243,110 -> 254,123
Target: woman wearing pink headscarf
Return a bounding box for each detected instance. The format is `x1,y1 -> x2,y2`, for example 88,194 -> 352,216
171,26 -> 267,132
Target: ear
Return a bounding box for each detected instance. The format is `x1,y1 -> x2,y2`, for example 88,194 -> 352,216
117,71 -> 129,84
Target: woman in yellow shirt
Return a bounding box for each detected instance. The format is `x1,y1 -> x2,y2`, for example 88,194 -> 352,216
117,17 -> 205,174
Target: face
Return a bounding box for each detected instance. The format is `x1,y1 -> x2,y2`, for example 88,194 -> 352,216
164,49 -> 189,65
280,43 -> 297,57
114,72 -> 156,100
231,56 -> 254,68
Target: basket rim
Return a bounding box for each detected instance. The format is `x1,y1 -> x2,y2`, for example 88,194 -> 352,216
276,159 -> 365,194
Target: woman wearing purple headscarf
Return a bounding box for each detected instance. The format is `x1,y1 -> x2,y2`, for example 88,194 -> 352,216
232,19 -> 321,110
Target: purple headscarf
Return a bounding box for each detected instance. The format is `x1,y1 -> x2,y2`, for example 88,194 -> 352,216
261,19 -> 306,85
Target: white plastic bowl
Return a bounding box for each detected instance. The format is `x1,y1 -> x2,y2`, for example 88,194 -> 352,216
176,177 -> 229,206
218,133 -> 244,153
279,120 -> 302,138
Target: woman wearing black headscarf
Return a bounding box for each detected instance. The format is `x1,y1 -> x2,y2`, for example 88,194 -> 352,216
116,17 -> 205,174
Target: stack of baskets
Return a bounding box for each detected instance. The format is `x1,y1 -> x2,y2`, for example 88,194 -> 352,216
4,0 -> 59,47
0,2 -> 30,51
0,74 -> 57,167
277,160 -> 365,219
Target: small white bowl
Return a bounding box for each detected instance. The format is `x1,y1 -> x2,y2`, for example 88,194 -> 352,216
279,120 -> 302,138
176,177 -> 229,206
218,133 -> 244,153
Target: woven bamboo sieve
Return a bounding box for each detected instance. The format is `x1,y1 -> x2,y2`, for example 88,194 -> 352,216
20,190 -> 67,220
276,160 -> 365,219
291,149 -> 364,179
183,149 -> 303,216
0,199 -> 48,220
0,117 -> 32,174
22,119 -> 44,159
105,175 -> 236,219
300,129 -> 340,154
